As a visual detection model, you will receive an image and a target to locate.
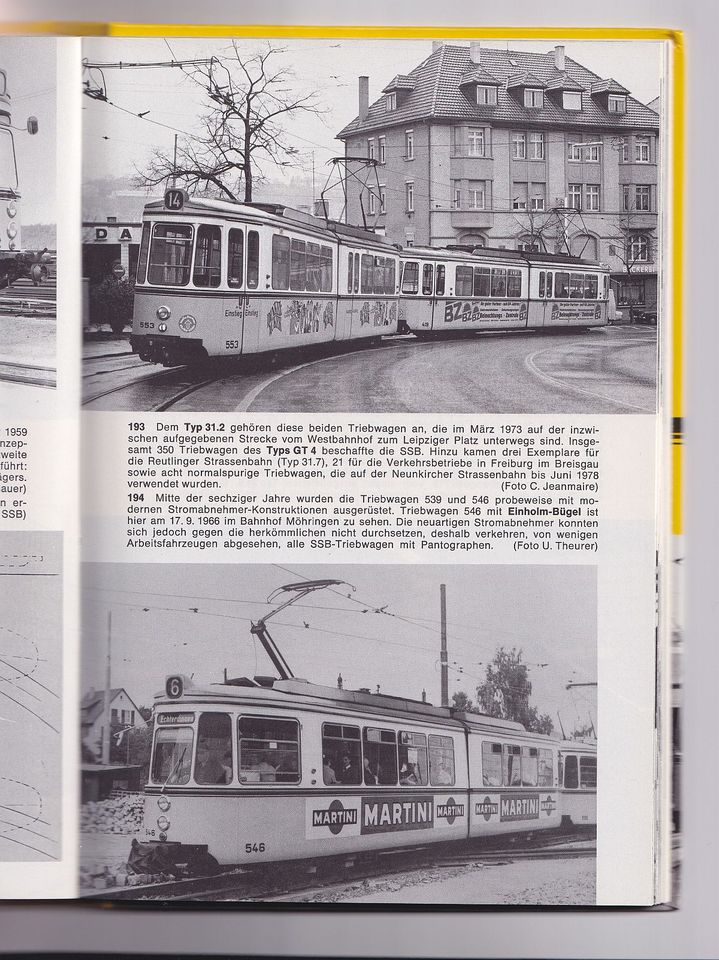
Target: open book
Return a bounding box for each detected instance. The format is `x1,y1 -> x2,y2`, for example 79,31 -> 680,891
0,26 -> 681,906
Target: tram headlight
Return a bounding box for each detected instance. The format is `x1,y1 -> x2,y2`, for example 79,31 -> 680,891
8,242 -> 15,251
179,314 -> 197,334
6,223 -> 17,239
157,796 -> 171,812
157,815 -> 170,831
158,322 -> 168,333
156,305 -> 171,321
6,203 -> 16,218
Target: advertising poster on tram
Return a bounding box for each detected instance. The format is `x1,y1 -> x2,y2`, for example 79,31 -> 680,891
0,25 -> 681,917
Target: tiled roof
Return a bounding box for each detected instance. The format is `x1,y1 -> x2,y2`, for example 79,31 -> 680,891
506,71 -> 546,89
459,67 -> 501,87
545,72 -> 585,93
590,78 -> 630,95
337,45 -> 659,138
382,74 -> 416,93
80,687 -> 137,725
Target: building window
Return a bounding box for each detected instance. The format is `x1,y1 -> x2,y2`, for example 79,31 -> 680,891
568,183 -> 582,210
512,132 -> 527,160
529,132 -> 544,160
452,182 -> 461,209
563,91 -> 582,111
628,234 -> 650,263
405,181 -> 414,213
619,138 -> 629,162
468,128 -> 486,157
635,136 -> 650,162
567,141 -> 599,162
476,85 -> 497,105
635,185 -> 651,211
405,130 -> 414,160
530,184 -> 546,210
386,92 -> 396,111
524,88 -> 544,109
585,184 -> 600,212
618,279 -> 646,306
379,186 -> 386,214
367,139 -> 375,161
622,184 -> 631,211
512,182 -> 528,210
567,141 -> 582,162
608,94 -> 627,113
468,181 -> 485,209
378,137 -> 386,164
368,190 -> 376,215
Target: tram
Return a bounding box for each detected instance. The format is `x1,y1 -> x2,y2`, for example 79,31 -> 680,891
558,739 -> 597,827
0,67 -> 39,287
129,190 -> 609,368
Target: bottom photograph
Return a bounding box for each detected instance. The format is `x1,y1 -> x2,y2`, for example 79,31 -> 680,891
80,563 -> 597,905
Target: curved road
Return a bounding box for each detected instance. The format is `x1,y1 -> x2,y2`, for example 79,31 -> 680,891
87,326 -> 657,415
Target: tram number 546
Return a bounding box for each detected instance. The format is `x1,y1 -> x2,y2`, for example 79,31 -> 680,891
245,843 -> 266,854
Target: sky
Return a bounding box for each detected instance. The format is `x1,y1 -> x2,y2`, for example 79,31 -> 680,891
82,562 -> 597,736
81,37 -> 663,201
0,37 -> 57,224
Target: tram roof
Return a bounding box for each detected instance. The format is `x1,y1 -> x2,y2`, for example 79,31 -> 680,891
154,675 -> 533,735
405,244 -> 605,268
144,196 -> 399,250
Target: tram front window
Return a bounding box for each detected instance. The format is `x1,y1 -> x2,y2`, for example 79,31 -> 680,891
148,223 -> 193,286
151,727 -> 193,785
0,129 -> 18,193
194,712 -> 232,784
579,756 -> 597,788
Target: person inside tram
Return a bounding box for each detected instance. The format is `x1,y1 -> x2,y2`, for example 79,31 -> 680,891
195,744 -> 231,784
323,756 -> 338,784
256,752 -> 277,782
363,756 -> 378,785
339,753 -> 359,784
400,761 -> 419,785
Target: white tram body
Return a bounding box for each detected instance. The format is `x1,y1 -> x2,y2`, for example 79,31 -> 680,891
136,674 -> 566,870
558,739 -> 597,826
130,193 -> 400,367
399,246 -> 610,337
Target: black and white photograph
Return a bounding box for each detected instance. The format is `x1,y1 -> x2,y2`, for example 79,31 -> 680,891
0,531 -> 62,863
81,37 -> 661,415
80,562 -> 597,903
0,37 -> 57,404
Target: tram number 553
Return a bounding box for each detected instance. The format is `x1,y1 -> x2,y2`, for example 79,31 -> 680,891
245,843 -> 266,854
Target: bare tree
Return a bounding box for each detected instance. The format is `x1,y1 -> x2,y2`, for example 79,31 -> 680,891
138,43 -> 322,203
604,210 -> 657,324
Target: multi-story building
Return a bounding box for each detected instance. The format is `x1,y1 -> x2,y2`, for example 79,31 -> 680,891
337,42 -> 660,317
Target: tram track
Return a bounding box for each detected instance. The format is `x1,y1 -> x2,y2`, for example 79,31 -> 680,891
82,829 -> 595,903
0,359 -> 56,388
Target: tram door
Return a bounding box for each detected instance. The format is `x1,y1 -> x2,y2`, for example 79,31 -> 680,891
225,226 -> 257,354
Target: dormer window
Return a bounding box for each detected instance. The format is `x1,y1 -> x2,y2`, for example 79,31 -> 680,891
563,91 -> 582,111
524,88 -> 544,109
608,94 -> 627,113
386,92 -> 397,111
476,85 -> 497,106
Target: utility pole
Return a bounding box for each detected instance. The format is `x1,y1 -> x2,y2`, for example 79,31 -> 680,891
440,584 -> 448,707
102,609 -> 112,764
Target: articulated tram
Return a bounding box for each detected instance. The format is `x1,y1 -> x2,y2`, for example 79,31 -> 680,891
129,191 -> 610,368
129,671 -> 595,875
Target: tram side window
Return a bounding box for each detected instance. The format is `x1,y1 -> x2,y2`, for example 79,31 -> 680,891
193,224 -> 221,288
491,267 -> 507,298
539,271 -> 545,298
271,235 -> 290,290
546,272 -> 553,298
563,754 -> 579,789
320,246 -> 333,292
354,253 -> 360,294
507,269 -> 522,298
580,756 -> 597,788
481,741 -> 503,787
585,274 -> 598,299
455,265 -> 473,298
569,273 -> 583,299
521,746 -> 538,786
422,263 -> 434,296
194,712 -> 232,784
347,252 -> 354,294
555,272 -> 569,299
386,258 -> 396,293
151,726 -> 193,785
603,275 -> 609,300
538,748 -> 554,786
227,229 -> 244,288
401,261 -> 419,295
238,716 -> 300,784
305,241 -> 321,292
435,264 -> 446,297
290,238 -> 307,291
361,254 -> 374,294
363,727 -> 398,785
247,230 -> 259,289
148,223 -> 193,286
321,723 -> 361,785
472,266 -> 490,298
136,222 -> 150,284
503,744 -> 521,786
429,734 -> 455,786
398,731 -> 428,786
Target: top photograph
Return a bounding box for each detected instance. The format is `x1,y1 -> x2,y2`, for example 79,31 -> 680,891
80,36 -> 665,415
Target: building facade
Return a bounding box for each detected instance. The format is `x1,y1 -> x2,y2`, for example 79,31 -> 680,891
337,43 -> 660,318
